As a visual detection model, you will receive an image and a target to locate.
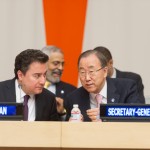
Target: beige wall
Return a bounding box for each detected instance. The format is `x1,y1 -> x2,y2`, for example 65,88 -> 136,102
82,0 -> 150,102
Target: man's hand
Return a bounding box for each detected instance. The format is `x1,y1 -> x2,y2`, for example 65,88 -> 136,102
55,97 -> 65,114
86,108 -> 101,122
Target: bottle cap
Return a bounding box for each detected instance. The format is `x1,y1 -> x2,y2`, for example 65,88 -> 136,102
73,104 -> 78,108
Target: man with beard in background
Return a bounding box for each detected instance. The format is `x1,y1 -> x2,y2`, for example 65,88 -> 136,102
41,46 -> 77,118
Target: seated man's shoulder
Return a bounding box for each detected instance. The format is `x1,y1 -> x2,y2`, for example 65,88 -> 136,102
41,88 -> 55,98
0,79 -> 15,87
58,81 -> 77,90
116,69 -> 142,81
107,77 -> 136,86
66,86 -> 88,98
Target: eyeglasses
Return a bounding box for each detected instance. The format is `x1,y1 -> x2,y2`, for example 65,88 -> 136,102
79,67 -> 104,78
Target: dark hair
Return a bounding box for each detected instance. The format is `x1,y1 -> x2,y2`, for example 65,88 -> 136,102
14,49 -> 49,79
77,49 -> 107,68
93,46 -> 112,62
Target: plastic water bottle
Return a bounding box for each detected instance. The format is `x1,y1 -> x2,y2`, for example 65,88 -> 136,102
70,104 -> 81,122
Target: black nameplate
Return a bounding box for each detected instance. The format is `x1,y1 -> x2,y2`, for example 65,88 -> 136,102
100,104 -> 150,122
0,102 -> 23,121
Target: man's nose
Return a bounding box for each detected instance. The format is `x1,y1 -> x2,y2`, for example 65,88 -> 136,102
40,75 -> 46,85
85,72 -> 91,80
58,63 -> 64,70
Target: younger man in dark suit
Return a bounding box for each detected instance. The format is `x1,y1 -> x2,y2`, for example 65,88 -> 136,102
41,46 -> 77,116
0,49 -> 59,121
94,46 -> 145,103
65,49 -> 145,122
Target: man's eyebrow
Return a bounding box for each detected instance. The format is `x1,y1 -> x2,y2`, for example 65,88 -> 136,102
33,73 -> 42,75
88,66 -> 95,69
79,66 -> 94,69
52,61 -> 64,63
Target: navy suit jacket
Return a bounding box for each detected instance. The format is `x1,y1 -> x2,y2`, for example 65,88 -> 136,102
0,78 -> 59,121
65,78 -> 144,122
55,81 -> 77,100
116,68 -> 145,103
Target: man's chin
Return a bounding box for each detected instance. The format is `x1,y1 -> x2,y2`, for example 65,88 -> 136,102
51,77 -> 61,83
34,88 -> 43,94
85,87 -> 94,93
84,86 -> 97,93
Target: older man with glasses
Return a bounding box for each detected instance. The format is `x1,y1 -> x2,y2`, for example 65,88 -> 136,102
64,49 -> 145,122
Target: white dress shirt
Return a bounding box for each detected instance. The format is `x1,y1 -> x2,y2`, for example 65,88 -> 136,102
15,80 -> 35,121
90,80 -> 107,109
47,84 -> 56,94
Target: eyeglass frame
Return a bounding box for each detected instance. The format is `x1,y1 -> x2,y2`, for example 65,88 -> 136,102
78,66 -> 105,78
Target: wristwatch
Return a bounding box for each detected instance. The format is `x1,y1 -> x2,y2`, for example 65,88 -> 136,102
59,109 -> 66,116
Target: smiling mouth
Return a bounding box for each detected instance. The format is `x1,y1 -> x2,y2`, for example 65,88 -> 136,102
53,73 -> 61,77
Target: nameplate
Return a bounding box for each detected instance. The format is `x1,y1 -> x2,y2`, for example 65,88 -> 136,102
0,105 -> 16,115
100,104 -> 150,122
0,102 -> 23,120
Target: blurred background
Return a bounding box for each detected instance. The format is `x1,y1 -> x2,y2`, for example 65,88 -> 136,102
0,0 -> 150,102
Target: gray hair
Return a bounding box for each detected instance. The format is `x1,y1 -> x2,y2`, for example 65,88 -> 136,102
78,49 -> 107,68
41,45 -> 63,56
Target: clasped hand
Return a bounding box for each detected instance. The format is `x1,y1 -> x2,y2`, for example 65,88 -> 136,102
86,108 -> 101,122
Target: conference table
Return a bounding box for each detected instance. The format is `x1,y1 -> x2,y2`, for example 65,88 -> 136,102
0,121 -> 149,150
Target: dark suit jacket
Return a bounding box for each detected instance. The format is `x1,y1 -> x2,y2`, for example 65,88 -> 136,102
65,78 -> 144,122
116,68 -> 145,103
55,81 -> 77,100
0,78 -> 59,121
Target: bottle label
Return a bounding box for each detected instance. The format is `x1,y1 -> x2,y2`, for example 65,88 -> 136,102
71,112 -> 80,121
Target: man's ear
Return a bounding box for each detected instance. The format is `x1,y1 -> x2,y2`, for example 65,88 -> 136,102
109,59 -> 113,67
103,66 -> 108,78
17,70 -> 24,81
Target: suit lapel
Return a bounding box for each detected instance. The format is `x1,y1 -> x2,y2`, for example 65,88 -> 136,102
107,78 -> 120,103
79,88 -> 91,121
6,79 -> 16,102
55,82 -> 65,98
34,94 -> 42,120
